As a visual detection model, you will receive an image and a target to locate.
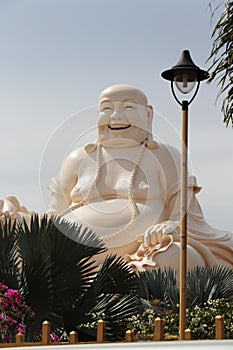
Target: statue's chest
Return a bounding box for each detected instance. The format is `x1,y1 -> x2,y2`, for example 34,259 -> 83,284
72,147 -> 165,200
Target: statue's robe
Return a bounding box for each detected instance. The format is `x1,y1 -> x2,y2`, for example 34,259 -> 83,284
48,142 -> 233,270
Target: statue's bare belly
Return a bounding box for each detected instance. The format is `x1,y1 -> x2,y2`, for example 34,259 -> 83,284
61,146 -> 168,248
63,198 -> 165,248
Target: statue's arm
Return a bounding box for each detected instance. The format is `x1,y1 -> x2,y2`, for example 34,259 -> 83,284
47,149 -> 83,214
167,187 -> 198,221
156,144 -> 201,220
0,196 -> 35,225
143,144 -> 201,246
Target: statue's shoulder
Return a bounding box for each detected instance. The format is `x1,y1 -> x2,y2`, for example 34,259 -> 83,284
152,143 -> 180,164
68,147 -> 86,158
63,142 -> 98,166
62,146 -> 88,169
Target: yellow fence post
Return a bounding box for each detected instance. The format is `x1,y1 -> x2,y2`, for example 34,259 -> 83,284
42,320 -> 51,344
69,331 -> 78,343
215,315 -> 224,340
125,329 -> 134,342
15,333 -> 25,344
153,317 -> 164,341
97,320 -> 106,343
184,328 -> 193,340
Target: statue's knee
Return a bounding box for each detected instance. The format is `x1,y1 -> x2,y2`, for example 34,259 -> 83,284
152,243 -> 206,271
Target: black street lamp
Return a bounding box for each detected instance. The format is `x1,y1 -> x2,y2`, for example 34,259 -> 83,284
161,50 -> 208,340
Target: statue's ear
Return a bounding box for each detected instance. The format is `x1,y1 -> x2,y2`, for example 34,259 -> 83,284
145,105 -> 158,150
147,104 -> 153,121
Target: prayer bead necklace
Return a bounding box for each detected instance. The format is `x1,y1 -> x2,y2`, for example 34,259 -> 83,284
61,139 -> 147,242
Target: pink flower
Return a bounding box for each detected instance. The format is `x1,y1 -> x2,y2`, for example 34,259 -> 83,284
17,323 -> 26,334
50,332 -> 60,342
0,284 -> 8,291
0,283 -> 35,343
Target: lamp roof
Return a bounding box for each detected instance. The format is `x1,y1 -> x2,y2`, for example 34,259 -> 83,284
161,50 -> 209,82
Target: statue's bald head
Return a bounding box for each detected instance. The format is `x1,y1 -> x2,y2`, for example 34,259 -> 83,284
96,84 -> 157,150
99,84 -> 149,107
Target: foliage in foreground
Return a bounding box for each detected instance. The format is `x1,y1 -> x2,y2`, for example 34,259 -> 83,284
0,215 -> 232,342
207,0 -> 233,126
0,216 -> 142,342
0,283 -> 35,342
164,298 -> 233,340
77,266 -> 233,341
137,265 -> 233,310
79,298 -> 233,341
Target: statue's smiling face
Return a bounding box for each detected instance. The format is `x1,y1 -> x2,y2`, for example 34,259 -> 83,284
97,85 -> 153,146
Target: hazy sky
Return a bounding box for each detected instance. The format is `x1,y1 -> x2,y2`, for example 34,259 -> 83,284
0,0 -> 232,232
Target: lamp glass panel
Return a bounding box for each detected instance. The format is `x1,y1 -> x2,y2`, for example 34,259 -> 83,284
174,71 -> 197,94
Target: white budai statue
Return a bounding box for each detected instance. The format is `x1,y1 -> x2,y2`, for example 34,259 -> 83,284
1,84 -> 232,272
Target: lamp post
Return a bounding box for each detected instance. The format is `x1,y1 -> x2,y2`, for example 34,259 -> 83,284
161,50 -> 208,340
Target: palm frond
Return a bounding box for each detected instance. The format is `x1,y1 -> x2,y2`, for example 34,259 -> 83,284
0,218 -> 20,289
137,267 -> 179,310
13,215 -> 107,335
62,255 -> 141,333
48,216 -> 106,257
207,0 -> 233,126
99,293 -> 141,318
91,254 -> 139,295
0,216 -> 143,341
187,265 -> 233,307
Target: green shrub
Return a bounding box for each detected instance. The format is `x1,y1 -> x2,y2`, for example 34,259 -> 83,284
188,299 -> 233,339
165,298 -> 233,339
105,298 -> 233,341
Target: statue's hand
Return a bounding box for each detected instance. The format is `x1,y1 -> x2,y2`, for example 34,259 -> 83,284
0,198 -> 16,218
0,196 -> 34,223
0,199 -> 6,217
143,220 -> 179,247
